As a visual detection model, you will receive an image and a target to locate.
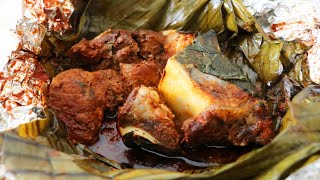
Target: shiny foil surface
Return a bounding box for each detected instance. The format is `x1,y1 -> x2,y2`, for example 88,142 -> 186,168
0,1 -> 320,179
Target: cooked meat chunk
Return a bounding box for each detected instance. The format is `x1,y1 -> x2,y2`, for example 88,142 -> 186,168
162,30 -> 196,57
53,29 -> 195,146
118,86 -> 180,152
111,30 -> 140,65
132,30 -> 166,61
70,29 -> 141,70
120,60 -> 162,89
159,58 -> 274,147
70,29 -> 195,71
69,30 -> 119,67
182,106 -> 274,147
47,69 -> 127,145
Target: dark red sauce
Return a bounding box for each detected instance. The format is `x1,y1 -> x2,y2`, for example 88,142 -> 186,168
89,119 -> 252,172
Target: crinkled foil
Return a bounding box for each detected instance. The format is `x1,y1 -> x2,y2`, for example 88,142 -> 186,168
0,52 -> 49,130
286,158 -> 320,180
0,0 -> 74,131
0,0 -> 320,178
243,0 -> 320,84
17,0 -> 74,54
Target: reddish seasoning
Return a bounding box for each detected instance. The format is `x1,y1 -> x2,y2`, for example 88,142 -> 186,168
89,119 -> 252,172
271,22 -> 287,32
32,63 -> 50,82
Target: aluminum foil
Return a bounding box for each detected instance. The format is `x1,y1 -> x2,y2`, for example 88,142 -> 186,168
0,0 -> 74,131
0,0 -> 319,135
0,52 -> 49,131
243,0 -> 320,84
18,0 -> 74,54
286,158 -> 320,180
0,0 -> 320,178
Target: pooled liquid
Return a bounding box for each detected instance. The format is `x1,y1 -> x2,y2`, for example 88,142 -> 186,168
89,119 -> 252,172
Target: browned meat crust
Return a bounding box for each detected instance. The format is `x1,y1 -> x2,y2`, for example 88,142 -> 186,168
49,30 -> 195,146
132,30 -> 166,61
69,30 -> 195,71
180,67 -> 274,146
120,60 -> 163,89
118,86 -> 180,152
47,69 -> 127,145
70,29 -> 167,70
182,106 -> 274,147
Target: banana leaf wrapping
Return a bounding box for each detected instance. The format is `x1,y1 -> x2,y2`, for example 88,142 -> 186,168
1,0 -> 320,179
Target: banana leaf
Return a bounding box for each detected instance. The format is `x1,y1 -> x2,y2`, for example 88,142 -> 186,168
7,0 -> 319,179
174,30 -> 257,94
3,88 -> 320,179
53,0 -> 288,87
57,0 -> 267,41
280,41 -> 310,69
45,0 -> 312,89
287,56 -> 313,87
44,0 -> 285,87
0,132 -> 106,180
280,85 -> 320,131
236,35 -> 310,86
237,34 -> 284,85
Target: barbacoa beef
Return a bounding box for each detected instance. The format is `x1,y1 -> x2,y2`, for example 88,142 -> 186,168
48,29 -> 195,146
158,33 -> 275,147
69,29 -> 195,71
118,86 -> 180,152
47,69 -> 127,145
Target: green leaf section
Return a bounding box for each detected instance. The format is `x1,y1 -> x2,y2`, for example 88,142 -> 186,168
252,40 -> 284,85
237,34 -> 283,85
3,86 -> 320,179
57,0 -> 292,86
14,0 -> 318,179
0,133 -> 105,180
175,31 -> 257,94
42,0 -> 308,87
68,0 -> 266,38
280,85 -> 320,131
